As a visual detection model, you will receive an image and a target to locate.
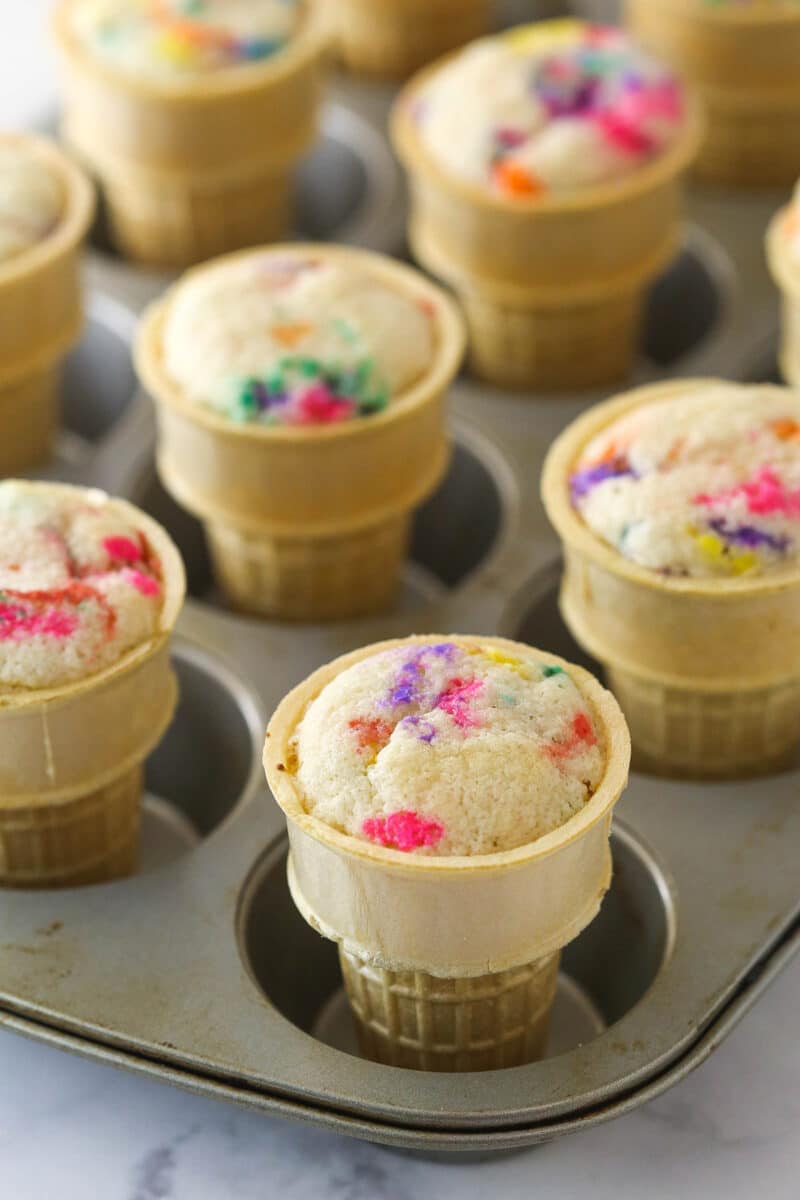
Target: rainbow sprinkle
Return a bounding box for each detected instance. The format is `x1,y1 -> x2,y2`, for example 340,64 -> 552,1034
227,356 -> 389,427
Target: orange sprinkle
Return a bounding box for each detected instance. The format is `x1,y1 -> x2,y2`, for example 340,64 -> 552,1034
492,160 -> 544,198
271,321 -> 313,348
665,437 -> 685,465
771,417 -> 800,442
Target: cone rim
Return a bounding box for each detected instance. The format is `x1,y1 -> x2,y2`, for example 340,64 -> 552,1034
52,0 -> 331,103
0,480 -> 185,711
264,633 -> 630,875
390,30 -> 705,219
135,241 -> 467,446
541,377 -> 800,600
0,131 -> 94,292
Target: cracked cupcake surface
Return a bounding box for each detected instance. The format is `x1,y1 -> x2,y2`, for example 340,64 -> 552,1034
570,383 -> 800,579
160,252 -> 437,427
291,638 -> 605,856
412,20 -> 685,197
0,482 -> 165,690
69,0 -> 302,79
0,140 -> 64,264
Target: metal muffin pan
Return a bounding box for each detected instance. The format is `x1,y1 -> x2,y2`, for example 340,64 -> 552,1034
3,72 -> 799,1155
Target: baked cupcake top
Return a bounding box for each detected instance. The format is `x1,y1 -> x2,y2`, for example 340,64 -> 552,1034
570,383 -> 800,579
291,637 -> 605,856
160,251 -> 438,427
411,20 -> 686,198
779,183 -> 800,265
0,482 -> 170,691
69,0 -> 302,79
0,139 -> 64,265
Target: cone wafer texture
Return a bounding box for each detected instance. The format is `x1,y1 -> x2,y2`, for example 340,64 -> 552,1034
392,31 -> 702,389
0,483 -> 185,887
0,135 -> 93,469
543,379 -> 800,777
627,0 -> 800,187
136,244 -> 464,621
265,635 -> 629,1069
53,0 -> 328,266
340,947 -> 560,1072
332,0 -> 491,79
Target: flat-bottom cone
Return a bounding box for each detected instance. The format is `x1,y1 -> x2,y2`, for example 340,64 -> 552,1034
339,946 -> 560,1072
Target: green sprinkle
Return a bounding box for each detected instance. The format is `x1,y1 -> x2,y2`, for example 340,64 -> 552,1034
542,665 -> 565,678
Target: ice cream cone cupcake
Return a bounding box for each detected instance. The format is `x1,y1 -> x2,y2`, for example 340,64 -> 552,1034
0,480 -> 185,888
135,243 -> 465,622
543,379 -> 800,778
627,0 -> 800,188
767,187 -> 800,385
0,134 -> 94,473
330,0 -> 492,80
53,0 -> 329,269
391,20 -> 703,392
264,634 -> 630,1071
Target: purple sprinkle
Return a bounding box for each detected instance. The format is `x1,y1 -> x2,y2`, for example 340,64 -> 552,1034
708,519 -> 791,553
402,716 -> 437,743
570,461 -> 636,503
494,126 -> 527,149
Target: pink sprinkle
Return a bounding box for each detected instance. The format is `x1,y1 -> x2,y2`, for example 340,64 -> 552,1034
103,536 -> 143,564
695,467 -> 800,519
124,569 -> 160,597
362,810 -> 445,852
436,677 -> 484,730
293,385 -> 356,425
594,110 -> 651,156
0,602 -> 78,642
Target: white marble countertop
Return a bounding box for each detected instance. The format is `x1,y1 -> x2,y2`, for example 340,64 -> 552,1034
3,4 -> 800,1197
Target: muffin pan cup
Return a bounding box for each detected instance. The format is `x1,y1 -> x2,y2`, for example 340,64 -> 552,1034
2,70 -> 799,1154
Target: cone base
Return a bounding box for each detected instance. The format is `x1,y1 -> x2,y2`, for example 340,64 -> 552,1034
94,161 -> 293,270
333,0 -> 490,79
340,946 -> 560,1072
0,765 -> 142,889
459,283 -> 643,393
694,95 -> 800,189
206,513 -> 410,623
0,365 -> 58,474
606,666 -> 800,779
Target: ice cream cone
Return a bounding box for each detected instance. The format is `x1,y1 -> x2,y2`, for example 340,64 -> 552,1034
0,486 -> 185,888
392,61 -> 703,391
0,134 -> 94,471
53,0 -> 329,269
331,0 -> 492,79
766,205 -> 800,387
542,379 -> 800,778
626,0 -> 800,188
264,635 -> 630,1072
135,244 -> 465,623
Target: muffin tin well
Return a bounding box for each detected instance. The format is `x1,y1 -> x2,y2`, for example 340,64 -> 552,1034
2,23 -> 799,1156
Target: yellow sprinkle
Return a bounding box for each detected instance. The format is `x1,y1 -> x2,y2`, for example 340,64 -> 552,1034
691,529 -> 756,576
504,19 -> 585,54
481,648 -> 531,677
155,30 -> 199,65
